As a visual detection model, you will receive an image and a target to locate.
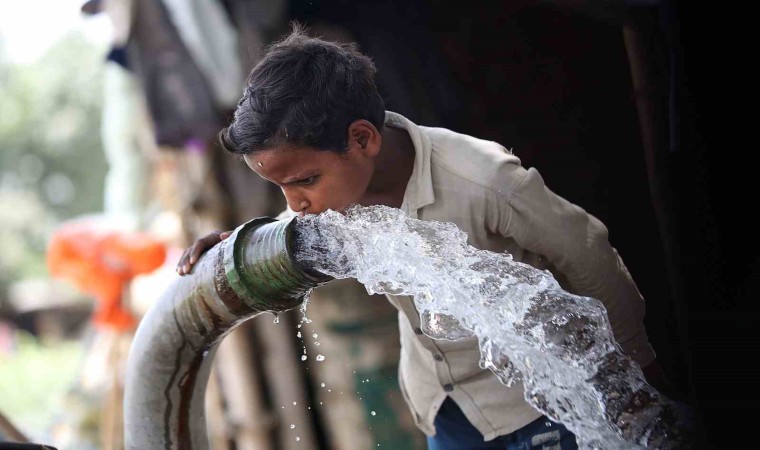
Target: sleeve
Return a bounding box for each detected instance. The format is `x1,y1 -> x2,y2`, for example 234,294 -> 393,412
490,165 -> 656,368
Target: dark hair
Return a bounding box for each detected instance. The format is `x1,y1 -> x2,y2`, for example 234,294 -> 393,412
219,23 -> 385,155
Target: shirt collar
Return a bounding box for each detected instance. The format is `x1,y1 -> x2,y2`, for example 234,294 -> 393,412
384,111 -> 435,218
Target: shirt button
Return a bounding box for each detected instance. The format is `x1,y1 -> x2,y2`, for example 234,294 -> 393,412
434,354 -> 444,361
443,384 -> 454,392
414,327 -> 423,335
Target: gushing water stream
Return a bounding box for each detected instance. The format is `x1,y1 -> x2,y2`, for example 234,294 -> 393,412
294,205 -> 692,449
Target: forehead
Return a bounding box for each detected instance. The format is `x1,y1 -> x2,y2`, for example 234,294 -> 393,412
243,145 -> 335,179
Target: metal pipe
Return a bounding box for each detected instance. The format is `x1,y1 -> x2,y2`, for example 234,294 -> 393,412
124,217 -> 331,450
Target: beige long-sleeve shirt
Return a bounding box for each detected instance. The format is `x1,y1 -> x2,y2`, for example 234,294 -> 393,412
382,111 -> 655,440
280,111 -> 656,440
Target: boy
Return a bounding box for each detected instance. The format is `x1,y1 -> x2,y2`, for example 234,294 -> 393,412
177,25 -> 666,450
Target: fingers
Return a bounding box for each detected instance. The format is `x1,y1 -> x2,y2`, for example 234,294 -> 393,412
176,230 -> 232,276
177,252 -> 188,275
176,242 -> 201,276
189,235 -> 215,264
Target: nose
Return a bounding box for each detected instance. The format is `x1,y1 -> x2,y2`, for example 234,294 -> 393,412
284,190 -> 310,214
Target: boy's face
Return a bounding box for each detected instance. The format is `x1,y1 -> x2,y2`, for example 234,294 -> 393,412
244,144 -> 375,215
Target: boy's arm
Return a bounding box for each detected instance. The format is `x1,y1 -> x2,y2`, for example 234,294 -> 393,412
489,164 -> 657,370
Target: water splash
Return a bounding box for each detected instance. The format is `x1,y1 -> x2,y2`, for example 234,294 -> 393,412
294,205 -> 692,449
300,292 -> 313,324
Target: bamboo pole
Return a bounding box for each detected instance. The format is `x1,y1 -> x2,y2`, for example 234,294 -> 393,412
205,366 -> 231,450
0,410 -> 29,443
214,324 -> 273,450
254,312 -> 319,450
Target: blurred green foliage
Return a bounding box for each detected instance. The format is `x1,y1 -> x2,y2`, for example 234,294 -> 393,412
0,330 -> 86,442
0,31 -> 107,299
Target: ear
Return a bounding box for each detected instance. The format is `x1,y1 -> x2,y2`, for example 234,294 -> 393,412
346,120 -> 381,157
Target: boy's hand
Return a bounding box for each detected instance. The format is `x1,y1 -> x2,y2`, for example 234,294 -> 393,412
176,231 -> 232,275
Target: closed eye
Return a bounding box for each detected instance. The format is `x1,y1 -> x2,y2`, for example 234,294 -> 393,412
296,176 -> 317,186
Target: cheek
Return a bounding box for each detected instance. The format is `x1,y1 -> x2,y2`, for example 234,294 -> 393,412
319,167 -> 368,207
342,166 -> 371,198
347,158 -> 373,187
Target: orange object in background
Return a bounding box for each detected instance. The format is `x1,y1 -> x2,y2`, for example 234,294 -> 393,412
46,217 -> 167,331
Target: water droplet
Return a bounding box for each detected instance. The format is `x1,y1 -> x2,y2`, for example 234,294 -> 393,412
314,342 -> 320,346
301,355 -> 308,361
312,333 -> 319,339
320,383 -> 326,387
545,421 -> 553,427
293,401 -> 297,405
295,436 -> 300,441
371,411 -> 376,416
297,331 -> 302,338
300,292 -> 313,324
316,354 -> 325,362
290,424 -> 296,429
273,314 -> 280,324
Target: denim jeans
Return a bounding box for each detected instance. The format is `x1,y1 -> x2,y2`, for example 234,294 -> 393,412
427,397 -> 579,450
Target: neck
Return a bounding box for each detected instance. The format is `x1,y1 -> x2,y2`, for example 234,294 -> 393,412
363,126 -> 415,208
